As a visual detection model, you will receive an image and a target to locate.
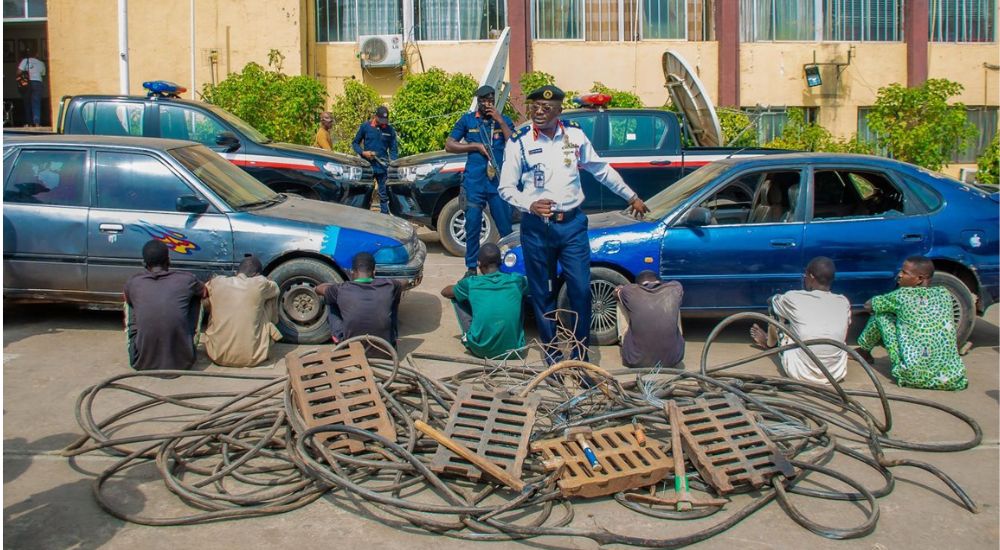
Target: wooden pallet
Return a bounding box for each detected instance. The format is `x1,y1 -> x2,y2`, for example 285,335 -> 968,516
675,396 -> 794,494
430,385 -> 539,482
531,424 -> 673,499
285,344 -> 396,454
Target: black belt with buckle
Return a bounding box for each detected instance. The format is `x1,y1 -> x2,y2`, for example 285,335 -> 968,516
547,208 -> 580,223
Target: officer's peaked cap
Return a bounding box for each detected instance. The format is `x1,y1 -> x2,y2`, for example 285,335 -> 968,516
527,85 -> 565,102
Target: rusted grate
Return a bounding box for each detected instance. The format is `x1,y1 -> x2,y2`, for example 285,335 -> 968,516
285,344 -> 396,454
430,385 -> 539,482
531,425 -> 673,499
675,396 -> 794,494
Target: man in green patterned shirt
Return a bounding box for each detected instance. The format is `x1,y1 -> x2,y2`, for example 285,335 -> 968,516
856,256 -> 967,391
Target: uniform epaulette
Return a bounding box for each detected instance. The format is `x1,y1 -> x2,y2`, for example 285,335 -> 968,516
562,119 -> 581,129
511,126 -> 531,141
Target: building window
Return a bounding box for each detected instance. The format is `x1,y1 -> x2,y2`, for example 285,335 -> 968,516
642,0 -> 687,39
316,0 -> 402,42
929,0 -> 996,42
742,107 -> 819,144
415,0 -> 506,40
3,0 -> 46,20
953,106 -> 998,162
856,107 -> 889,155
741,0 -> 816,41
532,0 -> 698,40
824,0 -> 903,41
533,0 -> 584,39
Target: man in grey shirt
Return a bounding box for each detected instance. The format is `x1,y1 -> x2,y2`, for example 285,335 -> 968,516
615,270 -> 684,368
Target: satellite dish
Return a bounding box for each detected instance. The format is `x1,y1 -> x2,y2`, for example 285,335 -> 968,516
471,27 -> 511,114
662,50 -> 723,147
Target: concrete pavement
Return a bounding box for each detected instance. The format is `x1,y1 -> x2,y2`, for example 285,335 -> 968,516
4,232 -> 999,549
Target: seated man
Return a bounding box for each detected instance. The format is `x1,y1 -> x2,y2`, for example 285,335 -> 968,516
855,256 -> 967,391
316,252 -> 403,346
124,239 -> 206,371
615,270 -> 684,368
441,244 -> 527,360
750,257 -> 851,384
203,256 -> 281,368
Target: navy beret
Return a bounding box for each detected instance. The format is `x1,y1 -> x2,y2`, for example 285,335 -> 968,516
527,85 -> 565,101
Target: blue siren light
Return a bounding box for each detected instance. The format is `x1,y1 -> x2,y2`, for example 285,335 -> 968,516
143,80 -> 187,97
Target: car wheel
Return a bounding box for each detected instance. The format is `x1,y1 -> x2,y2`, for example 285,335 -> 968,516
437,196 -> 497,257
931,271 -> 976,347
556,267 -> 631,346
268,258 -> 343,344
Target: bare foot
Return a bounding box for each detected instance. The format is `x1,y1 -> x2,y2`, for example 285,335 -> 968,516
854,347 -> 874,364
750,323 -> 770,348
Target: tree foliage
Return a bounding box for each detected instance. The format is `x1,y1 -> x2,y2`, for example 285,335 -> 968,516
328,79 -> 384,154
977,134 -> 999,185
717,109 -> 759,148
201,50 -> 327,145
391,68 -> 479,156
767,108 -> 873,154
865,79 -> 976,170
589,82 -> 643,108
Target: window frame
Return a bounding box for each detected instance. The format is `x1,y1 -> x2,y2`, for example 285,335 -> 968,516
929,0 -> 997,43
412,0 -> 509,41
3,146 -> 91,208
805,165 -> 923,222
315,0 -> 405,43
741,0 -> 904,42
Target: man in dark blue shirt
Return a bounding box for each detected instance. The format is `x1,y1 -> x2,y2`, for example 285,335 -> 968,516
445,85 -> 514,276
352,106 -> 399,214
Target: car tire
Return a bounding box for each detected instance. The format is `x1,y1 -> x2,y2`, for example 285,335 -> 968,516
437,196 -> 497,258
268,258 -> 344,344
931,271 -> 976,347
556,267 -> 631,346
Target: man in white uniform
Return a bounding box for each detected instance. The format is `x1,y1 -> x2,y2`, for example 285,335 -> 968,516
750,256 -> 851,384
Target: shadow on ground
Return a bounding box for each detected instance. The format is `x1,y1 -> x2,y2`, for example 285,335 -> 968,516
3,304 -> 123,348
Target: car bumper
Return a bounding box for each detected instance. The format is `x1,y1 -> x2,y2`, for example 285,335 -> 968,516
386,179 -> 433,227
375,238 -> 427,289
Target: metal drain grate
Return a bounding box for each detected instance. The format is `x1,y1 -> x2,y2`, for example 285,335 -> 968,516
676,396 -> 794,493
285,344 -> 395,454
531,424 -> 673,498
430,385 -> 539,482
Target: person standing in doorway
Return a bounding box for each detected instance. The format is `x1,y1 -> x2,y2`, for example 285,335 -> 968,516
352,106 -> 398,214
16,46 -> 45,127
445,85 -> 515,277
498,85 -> 648,363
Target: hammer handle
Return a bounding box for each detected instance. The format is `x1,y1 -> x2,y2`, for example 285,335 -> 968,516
414,420 -> 525,491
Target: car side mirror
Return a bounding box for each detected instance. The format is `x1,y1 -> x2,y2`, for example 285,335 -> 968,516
176,194 -> 209,214
681,206 -> 712,226
216,131 -> 241,152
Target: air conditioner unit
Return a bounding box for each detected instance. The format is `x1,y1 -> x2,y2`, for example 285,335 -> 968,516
359,34 -> 403,68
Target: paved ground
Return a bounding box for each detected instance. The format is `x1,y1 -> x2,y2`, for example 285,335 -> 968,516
4,231 -> 999,549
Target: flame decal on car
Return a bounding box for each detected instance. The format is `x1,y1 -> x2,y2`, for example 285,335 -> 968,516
133,221 -> 201,255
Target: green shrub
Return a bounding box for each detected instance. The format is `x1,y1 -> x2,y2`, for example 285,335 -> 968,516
768,109 -> 873,154
865,79 -> 976,170
589,82 -> 642,108
390,68 -> 479,156
328,79 -> 384,154
201,50 -> 327,145
977,134 -> 999,185
717,109 -> 759,148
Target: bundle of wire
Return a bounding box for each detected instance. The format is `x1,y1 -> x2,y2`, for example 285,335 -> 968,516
62,313 -> 981,547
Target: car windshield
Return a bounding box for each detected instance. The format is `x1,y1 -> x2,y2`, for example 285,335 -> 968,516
644,163 -> 728,219
201,103 -> 272,143
169,145 -> 281,208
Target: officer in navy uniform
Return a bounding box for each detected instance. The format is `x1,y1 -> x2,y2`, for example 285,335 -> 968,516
445,85 -> 515,276
498,85 -> 649,362
352,105 -> 399,213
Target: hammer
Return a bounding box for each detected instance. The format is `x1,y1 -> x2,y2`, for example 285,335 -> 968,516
566,427 -> 602,471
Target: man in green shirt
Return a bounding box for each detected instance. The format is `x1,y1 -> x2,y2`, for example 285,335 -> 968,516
442,243 -> 527,360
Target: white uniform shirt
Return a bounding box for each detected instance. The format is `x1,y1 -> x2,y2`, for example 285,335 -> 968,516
770,289 -> 851,384
498,121 -> 635,213
18,57 -> 45,82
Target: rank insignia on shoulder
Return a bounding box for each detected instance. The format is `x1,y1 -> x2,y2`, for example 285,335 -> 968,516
511,126 -> 530,141
562,119 -> 581,129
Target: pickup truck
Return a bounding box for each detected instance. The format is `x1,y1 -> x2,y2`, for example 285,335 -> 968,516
386,106 -> 785,256
5,81 -> 375,208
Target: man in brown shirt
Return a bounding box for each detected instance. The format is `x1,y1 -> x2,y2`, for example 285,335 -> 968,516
313,111 -> 335,150
615,270 -> 685,368
203,256 -> 281,367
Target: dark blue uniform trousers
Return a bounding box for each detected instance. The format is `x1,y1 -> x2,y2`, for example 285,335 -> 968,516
520,210 -> 590,362
464,183 -> 513,269
374,172 -> 389,214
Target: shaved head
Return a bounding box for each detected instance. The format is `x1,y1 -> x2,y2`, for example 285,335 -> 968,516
805,256 -> 836,287
904,256 -> 935,278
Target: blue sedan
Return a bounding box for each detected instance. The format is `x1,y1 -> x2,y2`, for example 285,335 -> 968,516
499,153 -> 999,346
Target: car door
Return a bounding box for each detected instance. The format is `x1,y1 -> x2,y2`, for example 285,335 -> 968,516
599,111 -> 684,211
86,149 -> 234,296
801,165 -> 931,305
661,167 -> 806,310
3,146 -> 91,293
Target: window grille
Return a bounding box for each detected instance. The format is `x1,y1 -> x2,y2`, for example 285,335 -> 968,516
741,0 -> 816,41
533,0 -> 584,38
823,0 -> 903,41
742,107 -> 819,144
316,0 -> 402,42
929,0 -> 996,42
415,0 -> 506,40
953,106 -> 998,162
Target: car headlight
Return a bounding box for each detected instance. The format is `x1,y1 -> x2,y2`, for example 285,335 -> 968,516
374,243 -> 410,265
503,251 -> 518,268
321,162 -> 363,182
397,161 -> 445,182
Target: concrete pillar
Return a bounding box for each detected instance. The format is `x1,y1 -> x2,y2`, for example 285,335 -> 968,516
508,0 -> 532,109
716,0 -> 739,107
905,0 -> 929,86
